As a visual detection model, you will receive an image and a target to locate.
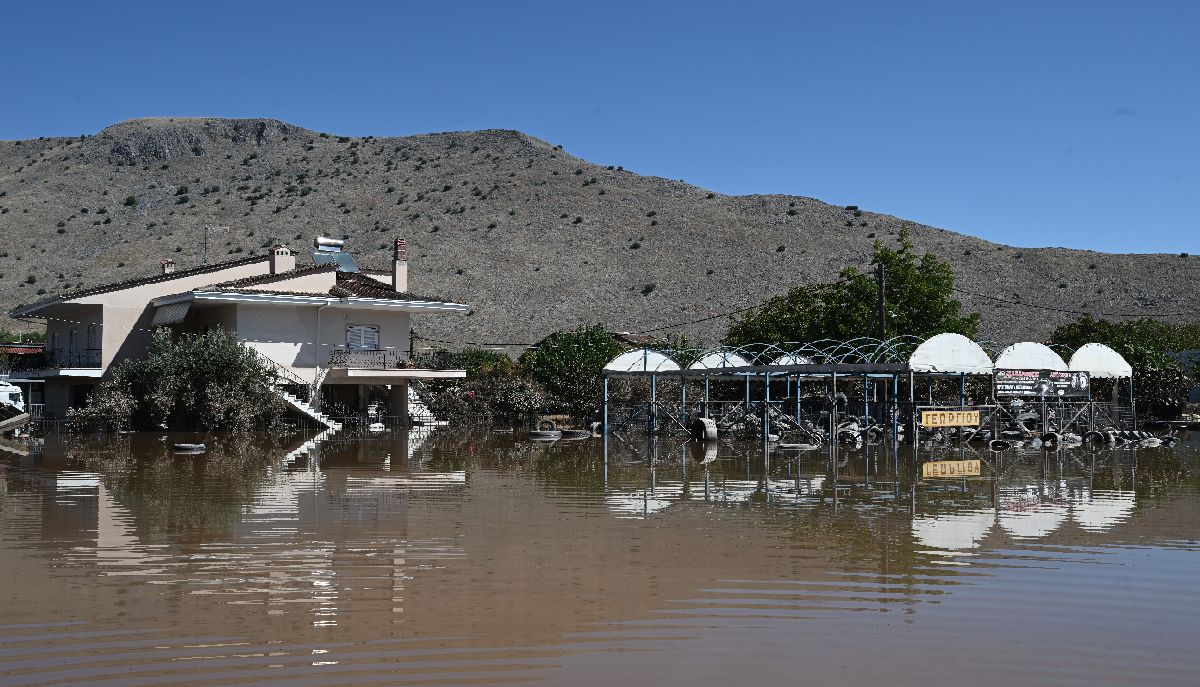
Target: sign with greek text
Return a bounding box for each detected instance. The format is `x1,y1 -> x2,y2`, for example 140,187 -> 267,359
921,460 -> 982,478
921,410 -> 981,427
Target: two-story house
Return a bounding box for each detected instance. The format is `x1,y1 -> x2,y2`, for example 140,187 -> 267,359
8,238 -> 468,425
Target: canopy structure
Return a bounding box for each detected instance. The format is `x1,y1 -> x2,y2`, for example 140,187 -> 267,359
604,348 -> 680,373
908,333 -> 994,375
994,342 -> 1068,371
771,353 -> 816,366
689,349 -> 752,370
1068,343 -> 1133,379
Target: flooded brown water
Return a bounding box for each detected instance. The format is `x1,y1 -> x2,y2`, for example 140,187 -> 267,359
1,430 -> 1198,686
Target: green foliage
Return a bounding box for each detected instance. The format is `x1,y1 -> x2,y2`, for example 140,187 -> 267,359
68,328 -> 286,431
520,324 -> 623,416
725,228 -> 979,346
1049,315 -> 1199,416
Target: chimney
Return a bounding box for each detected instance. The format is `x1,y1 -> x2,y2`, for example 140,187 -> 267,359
160,259 -> 175,275
392,238 -> 408,292
269,244 -> 295,274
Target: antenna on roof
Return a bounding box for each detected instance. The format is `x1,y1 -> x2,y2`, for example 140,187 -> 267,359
202,225 -> 229,264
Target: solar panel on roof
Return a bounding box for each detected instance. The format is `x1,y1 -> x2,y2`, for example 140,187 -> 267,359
312,251 -> 359,272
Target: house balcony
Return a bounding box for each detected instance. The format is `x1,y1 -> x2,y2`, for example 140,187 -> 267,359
328,348 -> 411,370
8,349 -> 103,378
324,349 -> 464,383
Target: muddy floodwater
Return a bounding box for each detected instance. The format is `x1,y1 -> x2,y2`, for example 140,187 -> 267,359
1,430 -> 1198,686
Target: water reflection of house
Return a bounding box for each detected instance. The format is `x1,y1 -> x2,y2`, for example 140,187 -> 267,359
8,238 -> 469,422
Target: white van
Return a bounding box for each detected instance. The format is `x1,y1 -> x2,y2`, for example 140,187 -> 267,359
0,377 -> 25,413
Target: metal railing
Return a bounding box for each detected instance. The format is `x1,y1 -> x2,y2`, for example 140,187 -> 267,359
8,349 -> 101,371
328,349 -> 410,369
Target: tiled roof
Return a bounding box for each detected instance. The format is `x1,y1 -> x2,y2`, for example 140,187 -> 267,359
207,263 -> 338,289
195,270 -> 465,306
10,255 -> 268,315
330,272 -> 464,304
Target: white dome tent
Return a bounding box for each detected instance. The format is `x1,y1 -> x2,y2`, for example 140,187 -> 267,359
688,350 -> 752,371
909,333 -> 994,375
604,349 -> 681,373
994,342 -> 1069,371
1068,343 -> 1133,379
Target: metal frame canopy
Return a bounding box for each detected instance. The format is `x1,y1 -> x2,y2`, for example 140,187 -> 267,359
908,333 -> 993,375
604,348 -> 681,373
1068,343 -> 1133,379
688,350 -> 752,370
993,342 -> 1068,371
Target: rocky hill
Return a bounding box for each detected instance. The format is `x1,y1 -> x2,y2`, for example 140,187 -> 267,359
1,117 -> 1196,350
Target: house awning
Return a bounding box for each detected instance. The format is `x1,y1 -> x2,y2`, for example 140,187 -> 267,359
151,302 -> 191,325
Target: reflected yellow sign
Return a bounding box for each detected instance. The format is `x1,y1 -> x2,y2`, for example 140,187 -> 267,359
921,460 -> 982,478
921,410 -> 980,427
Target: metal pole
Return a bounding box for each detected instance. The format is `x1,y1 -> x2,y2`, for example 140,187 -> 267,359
909,370 -> 916,445
1123,374 -> 1132,429
650,374 -> 657,435
680,373 -> 687,426
704,377 -> 710,417
602,375 -> 609,435
763,372 -> 771,449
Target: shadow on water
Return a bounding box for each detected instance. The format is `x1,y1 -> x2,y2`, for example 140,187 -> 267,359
0,428 -> 1197,686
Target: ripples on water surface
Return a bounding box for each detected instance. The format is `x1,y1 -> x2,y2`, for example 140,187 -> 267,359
1,430 -> 1197,686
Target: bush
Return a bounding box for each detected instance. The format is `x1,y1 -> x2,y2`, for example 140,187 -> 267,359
123,196 -> 136,206
68,328 -> 285,431
520,324 -> 622,417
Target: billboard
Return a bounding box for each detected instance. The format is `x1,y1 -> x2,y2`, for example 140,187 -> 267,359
995,369 -> 1090,398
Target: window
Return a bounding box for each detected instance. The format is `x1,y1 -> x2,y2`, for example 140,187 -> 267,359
86,323 -> 99,351
68,329 -> 77,356
346,325 -> 379,351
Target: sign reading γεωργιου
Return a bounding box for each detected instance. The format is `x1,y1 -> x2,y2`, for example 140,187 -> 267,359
920,410 -> 980,427
921,460 -> 982,478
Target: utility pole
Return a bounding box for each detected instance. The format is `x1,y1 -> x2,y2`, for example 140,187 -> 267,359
875,261 -> 887,339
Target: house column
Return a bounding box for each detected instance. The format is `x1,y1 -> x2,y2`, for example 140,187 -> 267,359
390,382 -> 409,427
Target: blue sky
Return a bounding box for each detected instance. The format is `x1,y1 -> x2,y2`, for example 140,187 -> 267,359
2,1 -> 1196,253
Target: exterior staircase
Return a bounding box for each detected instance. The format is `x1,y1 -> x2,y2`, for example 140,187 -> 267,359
278,389 -> 342,430
241,343 -> 342,431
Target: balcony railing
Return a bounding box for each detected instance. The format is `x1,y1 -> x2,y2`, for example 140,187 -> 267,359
328,349 -> 411,369
8,349 -> 101,371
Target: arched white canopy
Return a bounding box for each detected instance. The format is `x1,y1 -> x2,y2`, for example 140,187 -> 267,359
771,353 -> 816,366
994,342 -> 1068,371
604,348 -> 681,373
689,350 -> 752,370
909,333 -> 994,374
912,510 -> 995,552
1068,343 -> 1133,379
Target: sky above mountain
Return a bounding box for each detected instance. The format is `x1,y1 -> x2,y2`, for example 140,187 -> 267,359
2,0 -> 1196,254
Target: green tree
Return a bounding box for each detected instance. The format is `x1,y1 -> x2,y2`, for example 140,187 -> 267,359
520,324 -> 623,416
725,228 -> 979,346
1049,315 -> 1197,417
69,328 -> 286,431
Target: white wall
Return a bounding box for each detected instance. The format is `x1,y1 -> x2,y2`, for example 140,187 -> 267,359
237,303 -> 411,383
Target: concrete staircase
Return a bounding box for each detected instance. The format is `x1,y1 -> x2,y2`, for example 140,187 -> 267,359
278,389 -> 342,430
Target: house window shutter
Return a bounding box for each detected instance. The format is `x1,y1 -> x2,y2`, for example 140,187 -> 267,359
347,325 -> 379,350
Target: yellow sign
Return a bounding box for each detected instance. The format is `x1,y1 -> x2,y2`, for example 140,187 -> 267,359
921,460 -> 982,478
921,410 -> 981,428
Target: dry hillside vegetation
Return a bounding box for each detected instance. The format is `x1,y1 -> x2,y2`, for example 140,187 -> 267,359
1,117 -> 1195,347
